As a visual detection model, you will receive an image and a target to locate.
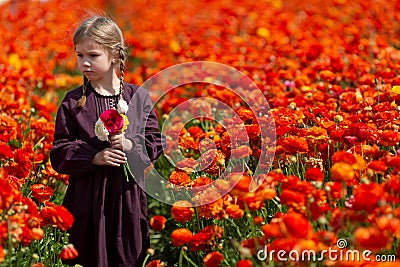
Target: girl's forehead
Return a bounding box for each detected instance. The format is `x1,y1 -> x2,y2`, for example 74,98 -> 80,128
75,39 -> 108,52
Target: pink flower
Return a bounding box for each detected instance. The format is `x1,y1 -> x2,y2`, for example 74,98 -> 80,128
100,109 -> 124,135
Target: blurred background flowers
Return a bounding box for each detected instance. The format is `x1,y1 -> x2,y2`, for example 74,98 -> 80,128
1,0 -> 400,266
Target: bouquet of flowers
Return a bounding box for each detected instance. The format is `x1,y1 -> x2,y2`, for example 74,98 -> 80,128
94,100 -> 134,182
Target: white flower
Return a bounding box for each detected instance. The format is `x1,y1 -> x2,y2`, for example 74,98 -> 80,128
94,118 -> 109,141
117,99 -> 129,114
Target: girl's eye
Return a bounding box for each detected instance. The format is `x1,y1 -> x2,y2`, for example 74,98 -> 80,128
90,54 -> 99,58
77,54 -> 83,58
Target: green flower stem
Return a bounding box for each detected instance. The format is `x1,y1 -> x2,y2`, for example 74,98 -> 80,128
141,253 -> 151,267
182,248 -> 199,267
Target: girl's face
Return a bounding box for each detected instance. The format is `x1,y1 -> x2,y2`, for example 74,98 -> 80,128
75,39 -> 116,82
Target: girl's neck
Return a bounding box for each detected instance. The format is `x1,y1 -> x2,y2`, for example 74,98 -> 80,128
90,75 -> 120,96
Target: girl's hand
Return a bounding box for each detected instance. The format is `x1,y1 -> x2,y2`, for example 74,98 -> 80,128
109,133 -> 133,151
92,148 -> 127,167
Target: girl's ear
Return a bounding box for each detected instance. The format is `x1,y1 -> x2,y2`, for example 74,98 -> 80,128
112,51 -> 119,63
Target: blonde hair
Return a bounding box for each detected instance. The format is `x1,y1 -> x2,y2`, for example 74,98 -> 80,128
74,16 -> 127,108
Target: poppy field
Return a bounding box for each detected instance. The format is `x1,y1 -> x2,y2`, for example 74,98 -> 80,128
1,0 -> 400,266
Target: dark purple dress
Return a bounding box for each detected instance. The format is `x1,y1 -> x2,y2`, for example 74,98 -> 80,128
50,83 -> 164,267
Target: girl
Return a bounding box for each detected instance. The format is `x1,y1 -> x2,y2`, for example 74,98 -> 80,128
50,16 -> 164,267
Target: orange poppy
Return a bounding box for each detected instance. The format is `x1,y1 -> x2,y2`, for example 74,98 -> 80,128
171,228 -> 193,247
226,204 -> 244,219
330,162 -> 355,183
171,200 -> 194,223
168,171 -> 192,187
194,188 -> 224,219
0,113 -> 18,142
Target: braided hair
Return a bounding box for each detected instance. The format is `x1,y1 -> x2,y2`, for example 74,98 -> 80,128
117,45 -> 126,102
73,16 -> 127,108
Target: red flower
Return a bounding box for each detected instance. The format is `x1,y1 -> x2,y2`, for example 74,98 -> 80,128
171,228 -> 193,247
100,109 -> 124,134
304,168 -> 324,181
30,184 -> 53,202
354,227 -> 390,252
282,212 -> 312,239
203,251 -> 224,267
0,178 -> 21,210
149,215 -> 167,231
59,244 -> 78,260
190,225 -> 223,252
237,259 -> 253,267
199,149 -> 226,176
0,245 -> 4,264
40,204 -> 74,231
352,183 -> 384,212
145,259 -> 165,267
0,142 -> 13,159
0,114 -> 18,142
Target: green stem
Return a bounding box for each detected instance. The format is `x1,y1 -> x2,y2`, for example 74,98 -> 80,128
141,253 -> 151,267
182,249 -> 199,267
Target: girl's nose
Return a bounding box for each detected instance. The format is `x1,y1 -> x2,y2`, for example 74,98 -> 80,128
83,61 -> 90,66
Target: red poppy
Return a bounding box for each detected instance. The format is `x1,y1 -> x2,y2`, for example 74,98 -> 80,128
30,184 -> 53,202
203,251 -> 224,267
0,178 -> 21,210
282,212 -> 312,239
354,227 -> 390,252
0,142 -> 13,159
237,259 -> 253,267
190,225 -> 223,252
100,109 -> 124,134
352,183 -> 384,213
145,259 -> 165,267
305,168 -> 324,182
59,244 -> 79,260
150,215 -> 167,231
40,204 -> 74,231
199,149 -> 226,176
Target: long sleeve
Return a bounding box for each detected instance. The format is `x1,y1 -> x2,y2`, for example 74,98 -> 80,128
50,96 -> 99,175
125,87 -> 165,170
